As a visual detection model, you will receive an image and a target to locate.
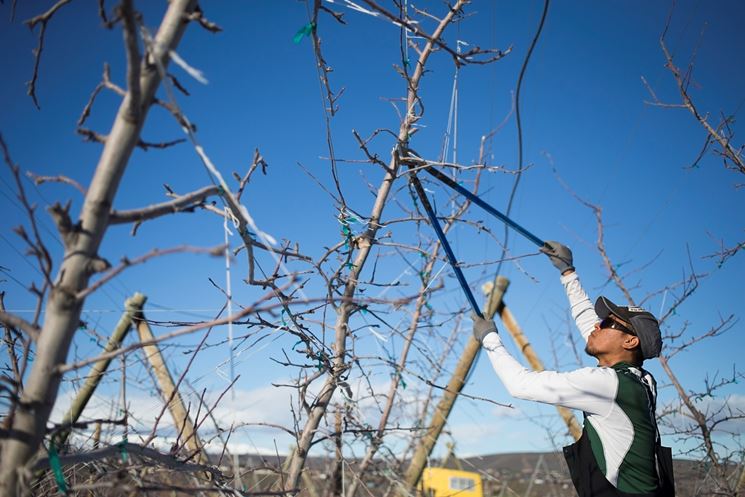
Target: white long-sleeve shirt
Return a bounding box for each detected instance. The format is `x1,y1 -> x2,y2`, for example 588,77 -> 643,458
481,272 -> 659,493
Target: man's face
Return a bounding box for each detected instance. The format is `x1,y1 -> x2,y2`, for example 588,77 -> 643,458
585,315 -> 637,358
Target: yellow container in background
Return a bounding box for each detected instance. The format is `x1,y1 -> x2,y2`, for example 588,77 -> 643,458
421,467 -> 484,497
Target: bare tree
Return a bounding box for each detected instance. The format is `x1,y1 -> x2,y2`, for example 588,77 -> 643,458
279,1 -> 510,491
0,2 -> 203,494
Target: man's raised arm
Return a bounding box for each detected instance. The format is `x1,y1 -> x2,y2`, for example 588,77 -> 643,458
541,241 -> 598,342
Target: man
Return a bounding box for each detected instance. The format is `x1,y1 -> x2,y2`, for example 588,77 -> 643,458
472,241 -> 674,497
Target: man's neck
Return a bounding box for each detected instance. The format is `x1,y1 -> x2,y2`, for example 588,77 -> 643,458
595,353 -> 636,368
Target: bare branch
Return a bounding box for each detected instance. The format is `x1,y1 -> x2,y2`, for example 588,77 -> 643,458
235,148 -> 268,201
186,5 -> 222,33
77,64 -> 125,126
97,0 -> 110,26
26,171 -> 86,195
24,0 -> 74,109
702,235 -> 745,268
659,32 -> 745,175
360,0 -> 511,67
77,126 -> 107,144
58,284 -> 290,374
666,314 -> 737,359
0,133 -> 54,286
551,164 -> 636,303
108,185 -> 220,224
77,244 -> 225,300
0,311 -> 40,341
47,201 -> 77,250
78,127 -> 186,150
320,5 -> 345,24
137,137 -> 186,151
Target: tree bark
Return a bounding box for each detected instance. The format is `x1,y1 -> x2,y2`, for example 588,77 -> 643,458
0,2 -> 196,495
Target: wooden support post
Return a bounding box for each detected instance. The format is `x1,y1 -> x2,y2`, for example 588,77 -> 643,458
303,470 -> 321,497
485,276 -> 582,441
92,421 -> 101,450
134,305 -> 209,465
56,293 -> 146,446
399,278 -> 509,497
233,452 -> 244,490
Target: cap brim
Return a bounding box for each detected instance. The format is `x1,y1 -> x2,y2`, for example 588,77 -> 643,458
595,296 -> 631,324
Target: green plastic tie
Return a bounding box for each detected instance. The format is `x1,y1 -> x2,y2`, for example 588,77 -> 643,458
292,339 -> 303,350
49,443 -> 68,495
317,359 -> 323,371
281,309 -> 287,326
345,262 -> 356,269
391,370 -> 407,389
293,22 -> 315,44
118,437 -> 129,463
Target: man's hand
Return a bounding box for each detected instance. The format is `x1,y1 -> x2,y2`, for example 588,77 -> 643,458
540,241 -> 575,274
472,314 -> 498,343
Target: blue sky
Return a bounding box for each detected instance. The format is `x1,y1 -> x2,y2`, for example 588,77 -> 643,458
1,1 -> 743,460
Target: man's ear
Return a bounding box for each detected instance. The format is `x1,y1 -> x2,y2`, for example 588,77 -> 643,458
622,335 -> 640,351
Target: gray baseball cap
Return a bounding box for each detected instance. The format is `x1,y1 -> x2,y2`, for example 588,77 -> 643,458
595,296 -> 662,359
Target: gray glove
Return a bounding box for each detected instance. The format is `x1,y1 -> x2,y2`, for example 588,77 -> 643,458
541,241 -> 575,274
472,314 -> 498,343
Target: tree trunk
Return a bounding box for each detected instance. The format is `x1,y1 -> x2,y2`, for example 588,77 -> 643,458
281,3 -> 467,491
0,2 -> 196,494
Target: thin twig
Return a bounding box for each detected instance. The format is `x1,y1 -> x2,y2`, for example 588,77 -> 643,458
24,0 -> 74,109
26,171 -> 86,195
77,244 -> 225,299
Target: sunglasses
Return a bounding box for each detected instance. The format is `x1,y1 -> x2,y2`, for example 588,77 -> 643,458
599,317 -> 636,336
